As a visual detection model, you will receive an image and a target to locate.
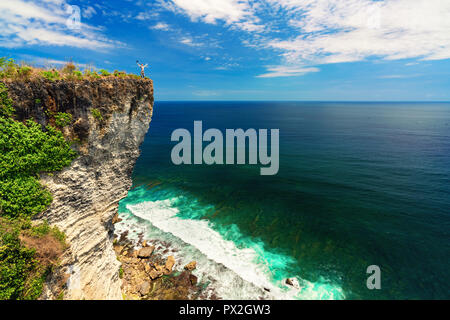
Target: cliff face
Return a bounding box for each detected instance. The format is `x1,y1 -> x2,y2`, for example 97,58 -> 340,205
6,78 -> 154,299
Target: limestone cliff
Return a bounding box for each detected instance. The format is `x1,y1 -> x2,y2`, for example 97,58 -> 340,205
6,78 -> 154,299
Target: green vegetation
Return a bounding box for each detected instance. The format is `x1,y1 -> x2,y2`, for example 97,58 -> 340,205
54,112 -> 73,128
0,82 -> 76,299
119,266 -> 124,279
60,62 -> 76,75
72,70 -> 83,80
17,66 -> 32,80
83,69 -> 101,79
99,69 -> 110,76
41,70 -> 60,82
0,218 -> 67,300
0,58 -> 18,79
0,57 -> 144,82
0,83 -> 14,117
91,108 -> 103,122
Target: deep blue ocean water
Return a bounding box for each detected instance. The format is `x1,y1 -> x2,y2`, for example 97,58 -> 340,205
117,101 -> 450,299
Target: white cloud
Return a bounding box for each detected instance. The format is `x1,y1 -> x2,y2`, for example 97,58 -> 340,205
160,0 -> 263,31
265,0 -> 450,65
159,0 -> 450,77
82,6 -> 97,19
0,0 -> 119,50
256,65 -> 319,78
179,36 -> 202,47
18,55 -> 92,69
151,22 -> 171,31
378,74 -> 422,79
136,11 -> 159,20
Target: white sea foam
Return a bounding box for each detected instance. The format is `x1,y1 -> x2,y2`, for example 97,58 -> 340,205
116,197 -> 345,300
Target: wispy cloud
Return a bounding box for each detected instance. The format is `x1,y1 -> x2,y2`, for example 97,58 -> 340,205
0,0 -> 120,50
264,0 -> 450,65
378,74 -> 423,79
151,22 -> 171,31
179,36 -> 203,47
82,6 -> 97,19
158,0 -> 450,78
256,66 -> 319,78
193,90 -> 218,97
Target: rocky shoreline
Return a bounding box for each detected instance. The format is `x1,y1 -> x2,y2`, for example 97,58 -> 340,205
113,219 -> 219,300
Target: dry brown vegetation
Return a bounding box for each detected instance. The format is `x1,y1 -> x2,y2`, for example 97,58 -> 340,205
19,233 -> 64,267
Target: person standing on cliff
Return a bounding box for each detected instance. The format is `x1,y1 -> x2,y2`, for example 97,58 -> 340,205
136,60 -> 148,78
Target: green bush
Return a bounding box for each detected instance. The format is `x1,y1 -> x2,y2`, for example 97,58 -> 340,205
54,112 -> 72,127
0,219 -> 37,300
41,70 -> 59,81
17,66 -> 32,79
83,70 -> 100,79
0,118 -> 77,181
0,59 -> 18,79
0,84 -> 75,299
0,218 -> 65,300
73,70 -> 83,80
99,69 -> 110,76
0,176 -> 52,219
0,83 -> 14,117
91,108 -> 103,122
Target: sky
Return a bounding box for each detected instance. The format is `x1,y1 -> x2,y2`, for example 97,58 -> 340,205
0,0 -> 449,101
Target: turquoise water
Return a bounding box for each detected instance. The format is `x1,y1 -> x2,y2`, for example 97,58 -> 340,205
118,102 -> 450,299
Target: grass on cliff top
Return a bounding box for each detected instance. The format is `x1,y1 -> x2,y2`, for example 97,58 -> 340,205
0,57 -> 147,82
0,82 -> 76,300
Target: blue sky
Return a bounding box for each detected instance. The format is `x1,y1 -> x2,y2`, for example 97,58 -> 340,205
0,0 -> 449,101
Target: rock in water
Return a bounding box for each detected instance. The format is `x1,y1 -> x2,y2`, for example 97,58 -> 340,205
285,277 -> 300,289
137,246 -> 154,258
165,256 -> 175,274
111,213 -> 122,224
184,261 -> 197,271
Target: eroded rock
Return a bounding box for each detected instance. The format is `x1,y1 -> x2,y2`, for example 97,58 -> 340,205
137,246 -> 155,259
184,261 -> 197,271
164,256 -> 175,274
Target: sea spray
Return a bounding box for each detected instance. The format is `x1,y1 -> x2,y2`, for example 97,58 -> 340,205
115,186 -> 345,300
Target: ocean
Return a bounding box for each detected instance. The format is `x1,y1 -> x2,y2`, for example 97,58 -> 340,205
115,101 -> 450,300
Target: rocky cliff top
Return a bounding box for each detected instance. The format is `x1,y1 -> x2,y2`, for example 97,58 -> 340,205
6,78 -> 153,146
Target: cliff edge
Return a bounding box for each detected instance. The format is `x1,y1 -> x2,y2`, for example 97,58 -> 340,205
5,78 -> 154,299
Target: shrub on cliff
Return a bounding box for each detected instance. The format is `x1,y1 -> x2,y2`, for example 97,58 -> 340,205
41,70 -> 60,82
99,69 -> 110,76
0,218 -> 67,300
1,57 -> 149,81
54,112 -> 73,128
0,83 -> 14,117
91,108 -> 103,122
0,83 -> 76,299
